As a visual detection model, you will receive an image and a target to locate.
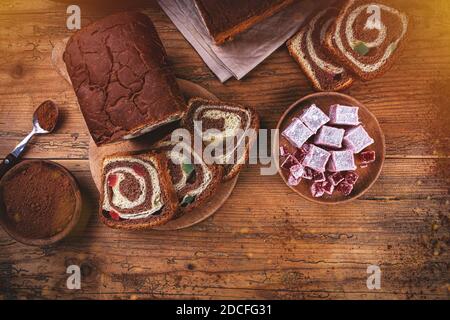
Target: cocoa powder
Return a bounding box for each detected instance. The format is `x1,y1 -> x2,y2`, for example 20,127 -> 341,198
36,100 -> 58,132
0,161 -> 76,240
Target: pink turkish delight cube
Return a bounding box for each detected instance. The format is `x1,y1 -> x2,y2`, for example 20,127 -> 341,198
282,118 -> 314,148
329,104 -> 359,126
314,125 -> 345,148
328,150 -> 357,172
290,164 -> 305,180
321,180 -> 335,195
288,174 -> 301,186
344,171 -> 359,185
299,104 -> 330,133
281,155 -> 299,170
359,150 -> 376,164
344,125 -> 374,153
336,182 -> 354,196
311,182 -> 325,198
328,172 -> 345,186
302,144 -> 331,173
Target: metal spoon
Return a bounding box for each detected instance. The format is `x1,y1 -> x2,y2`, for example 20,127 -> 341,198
0,101 -> 59,178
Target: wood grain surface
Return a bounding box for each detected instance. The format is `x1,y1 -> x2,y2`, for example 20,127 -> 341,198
0,0 -> 449,300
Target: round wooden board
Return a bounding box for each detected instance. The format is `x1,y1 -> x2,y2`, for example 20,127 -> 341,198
276,92 -> 385,204
89,79 -> 238,230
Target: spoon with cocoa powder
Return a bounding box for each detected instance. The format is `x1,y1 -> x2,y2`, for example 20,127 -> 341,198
0,100 -> 59,178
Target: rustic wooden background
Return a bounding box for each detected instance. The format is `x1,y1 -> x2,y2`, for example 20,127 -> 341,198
0,0 -> 448,300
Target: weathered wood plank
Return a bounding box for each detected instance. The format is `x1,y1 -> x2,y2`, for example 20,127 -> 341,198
0,0 -> 449,300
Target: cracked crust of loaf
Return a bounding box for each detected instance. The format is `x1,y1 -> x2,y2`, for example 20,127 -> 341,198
324,0 -> 409,81
99,151 -> 179,230
287,6 -> 354,92
194,0 -> 294,44
182,97 -> 260,181
63,12 -> 186,146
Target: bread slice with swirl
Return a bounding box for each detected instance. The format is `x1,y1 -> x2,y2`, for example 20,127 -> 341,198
324,0 -> 408,81
99,151 -> 179,230
287,6 -> 354,91
182,98 -> 260,181
152,137 -> 223,215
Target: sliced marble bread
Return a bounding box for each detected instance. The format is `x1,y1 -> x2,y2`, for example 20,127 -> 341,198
324,0 -> 408,81
152,137 -> 224,215
182,98 -> 260,181
287,6 -> 354,91
99,151 -> 179,230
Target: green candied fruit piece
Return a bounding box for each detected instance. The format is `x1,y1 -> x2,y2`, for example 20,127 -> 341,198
180,195 -> 196,207
353,42 -> 370,56
182,163 -> 194,176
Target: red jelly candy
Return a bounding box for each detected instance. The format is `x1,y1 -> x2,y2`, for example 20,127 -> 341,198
281,155 -> 299,170
329,172 -> 344,186
311,182 -> 325,198
321,180 -> 335,195
344,171 -> 359,185
360,150 -> 376,164
302,167 -> 314,180
107,174 -> 118,187
132,164 -> 146,177
337,182 -> 354,196
312,171 -> 326,182
109,210 -> 121,221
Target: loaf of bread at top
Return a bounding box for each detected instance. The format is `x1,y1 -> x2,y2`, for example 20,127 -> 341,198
194,0 -> 294,44
63,12 -> 186,146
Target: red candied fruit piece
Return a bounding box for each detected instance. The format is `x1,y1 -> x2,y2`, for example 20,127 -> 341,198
336,182 -> 354,196
107,174 -> 118,187
108,210 -> 121,221
281,155 -> 299,170
344,171 -> 359,185
302,167 -> 314,180
312,171 -> 326,182
132,164 -> 146,177
360,150 -> 376,164
329,172 -> 344,186
293,144 -> 310,162
321,180 -> 335,195
311,182 -> 325,198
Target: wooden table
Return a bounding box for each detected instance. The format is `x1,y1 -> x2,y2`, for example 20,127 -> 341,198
0,0 -> 448,300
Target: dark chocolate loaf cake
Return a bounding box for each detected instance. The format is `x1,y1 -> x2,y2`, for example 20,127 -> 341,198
325,0 -> 408,81
100,151 -> 179,230
182,98 -> 260,181
153,138 -> 223,214
64,12 -> 186,145
194,0 -> 294,44
288,7 -> 354,91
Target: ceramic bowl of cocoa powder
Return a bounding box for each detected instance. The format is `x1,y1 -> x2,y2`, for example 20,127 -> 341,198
0,160 -> 82,246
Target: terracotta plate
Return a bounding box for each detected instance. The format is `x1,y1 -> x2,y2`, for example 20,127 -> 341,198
276,92 -> 385,204
89,79 -> 238,230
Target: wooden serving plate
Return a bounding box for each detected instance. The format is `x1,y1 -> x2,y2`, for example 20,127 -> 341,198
276,92 -> 385,204
0,160 -> 82,246
89,79 -> 238,230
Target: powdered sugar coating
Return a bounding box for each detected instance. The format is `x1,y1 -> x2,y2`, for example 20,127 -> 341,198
282,118 -> 314,148
314,125 -> 345,148
299,104 -> 330,133
302,144 -> 331,172
328,150 -> 357,172
329,104 -> 359,126
344,125 -> 374,153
